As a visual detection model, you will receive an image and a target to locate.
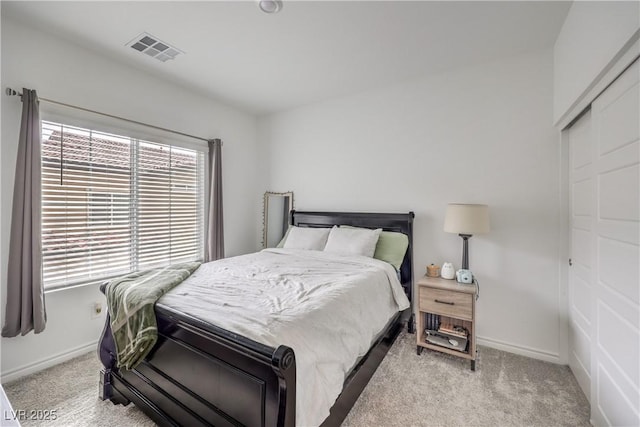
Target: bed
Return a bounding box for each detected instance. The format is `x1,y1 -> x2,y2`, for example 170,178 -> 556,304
98,210 -> 415,427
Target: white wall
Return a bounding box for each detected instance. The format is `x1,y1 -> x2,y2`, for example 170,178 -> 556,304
553,1 -> 640,123
0,18 -> 261,381
259,49 -> 563,361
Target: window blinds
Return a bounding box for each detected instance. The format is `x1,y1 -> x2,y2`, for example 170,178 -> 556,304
41,121 -> 204,290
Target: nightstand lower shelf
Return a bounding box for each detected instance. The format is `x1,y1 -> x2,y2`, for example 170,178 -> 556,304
417,329 -> 477,370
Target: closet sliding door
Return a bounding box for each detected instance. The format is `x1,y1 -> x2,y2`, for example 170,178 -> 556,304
567,58 -> 639,426
589,59 -> 639,427
568,109 -> 594,403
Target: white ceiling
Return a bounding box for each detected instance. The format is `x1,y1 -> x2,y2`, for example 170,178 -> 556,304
3,1 -> 571,115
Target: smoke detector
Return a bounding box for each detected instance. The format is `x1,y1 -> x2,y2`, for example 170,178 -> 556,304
259,0 -> 283,13
126,32 -> 183,63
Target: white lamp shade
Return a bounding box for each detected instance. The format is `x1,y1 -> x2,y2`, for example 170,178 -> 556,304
444,204 -> 490,235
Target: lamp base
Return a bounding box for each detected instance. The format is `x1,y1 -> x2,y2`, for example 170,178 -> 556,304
459,234 -> 472,270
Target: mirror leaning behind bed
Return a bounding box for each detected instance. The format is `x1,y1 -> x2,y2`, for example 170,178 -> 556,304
263,191 -> 293,248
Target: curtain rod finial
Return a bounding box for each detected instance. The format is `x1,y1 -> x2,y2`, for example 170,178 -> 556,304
5,88 -> 21,97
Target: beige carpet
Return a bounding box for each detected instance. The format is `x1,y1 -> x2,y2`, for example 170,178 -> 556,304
4,331 -> 590,426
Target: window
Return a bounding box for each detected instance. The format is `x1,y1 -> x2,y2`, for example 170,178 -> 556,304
41,121 -> 204,290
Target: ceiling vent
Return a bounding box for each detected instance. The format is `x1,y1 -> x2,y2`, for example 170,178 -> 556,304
126,32 -> 183,63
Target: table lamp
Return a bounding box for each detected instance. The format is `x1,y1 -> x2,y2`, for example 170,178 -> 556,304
444,204 -> 490,270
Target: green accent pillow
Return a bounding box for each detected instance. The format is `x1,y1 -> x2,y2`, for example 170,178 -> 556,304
373,230 -> 409,270
342,226 -> 408,270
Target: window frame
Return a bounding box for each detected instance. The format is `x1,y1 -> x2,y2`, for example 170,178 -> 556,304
40,113 -> 207,292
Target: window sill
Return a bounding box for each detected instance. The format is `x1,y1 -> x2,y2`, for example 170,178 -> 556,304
44,278 -> 111,294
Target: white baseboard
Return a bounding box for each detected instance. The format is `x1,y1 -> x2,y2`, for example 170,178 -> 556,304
477,335 -> 561,364
1,341 -> 98,384
0,335 -> 561,382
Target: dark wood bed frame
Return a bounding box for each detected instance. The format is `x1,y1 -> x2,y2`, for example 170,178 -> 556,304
98,210 -> 415,427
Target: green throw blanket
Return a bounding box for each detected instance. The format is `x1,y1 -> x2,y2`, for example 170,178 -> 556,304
106,262 -> 201,370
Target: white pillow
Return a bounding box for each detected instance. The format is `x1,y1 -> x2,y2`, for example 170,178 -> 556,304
282,226 -> 331,250
323,226 -> 382,257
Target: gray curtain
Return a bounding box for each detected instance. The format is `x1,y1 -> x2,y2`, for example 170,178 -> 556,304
204,139 -> 224,262
2,89 -> 46,337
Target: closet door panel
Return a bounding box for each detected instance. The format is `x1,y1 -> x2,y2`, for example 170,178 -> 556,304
597,71 -> 639,155
572,273 -> 592,324
597,363 -> 639,427
570,322 -> 592,400
591,59 -> 639,427
571,113 -> 593,168
572,228 -> 592,267
598,164 -> 639,222
573,179 -> 592,216
568,109 -> 594,403
598,236 -> 639,305
597,301 -> 639,389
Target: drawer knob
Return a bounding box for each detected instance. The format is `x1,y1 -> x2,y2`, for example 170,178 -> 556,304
434,299 -> 454,306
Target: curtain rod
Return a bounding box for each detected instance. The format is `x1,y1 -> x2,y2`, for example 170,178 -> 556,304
5,87 -> 218,145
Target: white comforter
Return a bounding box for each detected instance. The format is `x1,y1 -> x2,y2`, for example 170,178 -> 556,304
158,248 -> 410,427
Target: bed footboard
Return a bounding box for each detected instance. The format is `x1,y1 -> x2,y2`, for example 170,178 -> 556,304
98,305 -> 296,427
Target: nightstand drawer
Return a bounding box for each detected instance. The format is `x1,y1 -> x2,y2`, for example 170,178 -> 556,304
419,287 -> 472,320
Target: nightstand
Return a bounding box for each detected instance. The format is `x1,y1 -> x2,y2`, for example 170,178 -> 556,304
416,275 -> 478,370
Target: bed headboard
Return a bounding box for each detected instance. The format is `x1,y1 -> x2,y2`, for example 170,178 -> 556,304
290,210 -> 415,304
